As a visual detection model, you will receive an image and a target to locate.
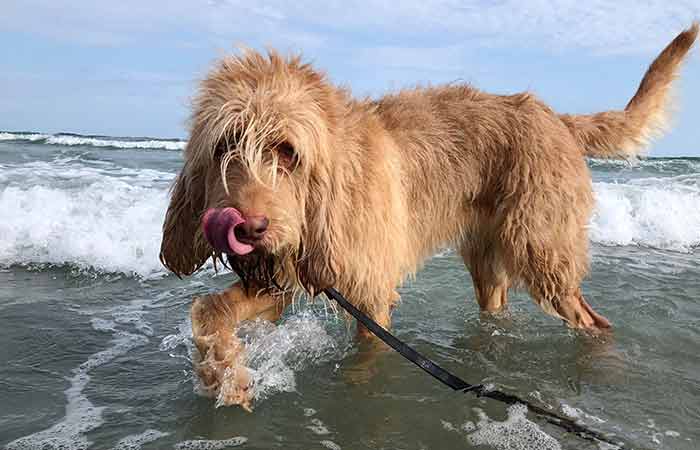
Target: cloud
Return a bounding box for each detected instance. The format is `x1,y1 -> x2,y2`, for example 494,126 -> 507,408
287,0 -> 699,54
1,0 -> 698,149
350,45 -> 471,72
2,1 -> 698,54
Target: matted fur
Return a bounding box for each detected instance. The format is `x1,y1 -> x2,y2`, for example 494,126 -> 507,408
161,24 -> 697,329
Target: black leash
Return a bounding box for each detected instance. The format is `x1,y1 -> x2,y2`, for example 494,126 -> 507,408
323,287 -> 626,449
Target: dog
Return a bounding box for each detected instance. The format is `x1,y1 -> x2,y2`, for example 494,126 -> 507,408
160,24 -> 698,409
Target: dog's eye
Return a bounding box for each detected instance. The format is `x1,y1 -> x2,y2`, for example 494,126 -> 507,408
214,132 -> 242,160
213,141 -> 229,160
276,142 -> 298,169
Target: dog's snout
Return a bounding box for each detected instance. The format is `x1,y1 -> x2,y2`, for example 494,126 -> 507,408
235,216 -> 269,244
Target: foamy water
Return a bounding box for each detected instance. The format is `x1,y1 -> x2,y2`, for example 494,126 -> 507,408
5,311 -> 150,450
590,175 -> 700,252
112,430 -> 170,450
0,131 -> 186,150
0,159 -> 173,277
160,308 -> 349,409
1,153 -> 698,279
443,404 -> 562,450
1,135 -> 699,450
0,132 -> 51,141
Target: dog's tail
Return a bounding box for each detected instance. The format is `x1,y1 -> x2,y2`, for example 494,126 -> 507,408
560,22 -> 698,159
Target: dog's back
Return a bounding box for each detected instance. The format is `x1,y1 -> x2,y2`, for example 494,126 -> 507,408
369,24 -> 697,329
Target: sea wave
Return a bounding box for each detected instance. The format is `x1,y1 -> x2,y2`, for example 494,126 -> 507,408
588,156 -> 700,178
0,131 -> 186,150
0,132 -> 50,141
0,159 -> 698,277
590,174 -> 700,252
0,160 -> 173,277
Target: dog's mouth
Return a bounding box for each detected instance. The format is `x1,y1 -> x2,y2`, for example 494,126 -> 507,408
202,207 -> 281,290
202,207 -> 255,256
224,250 -> 279,291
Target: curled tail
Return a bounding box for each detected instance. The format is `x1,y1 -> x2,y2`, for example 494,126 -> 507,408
560,22 -> 698,159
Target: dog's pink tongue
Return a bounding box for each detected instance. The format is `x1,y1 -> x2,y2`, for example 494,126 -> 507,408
202,208 -> 254,256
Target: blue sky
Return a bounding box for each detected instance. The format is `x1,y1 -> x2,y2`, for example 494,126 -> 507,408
1,1 -> 699,156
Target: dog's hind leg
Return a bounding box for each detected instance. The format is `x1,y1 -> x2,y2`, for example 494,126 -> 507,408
461,245 -> 510,312
517,243 -> 612,331
191,282 -> 290,410
494,149 -> 611,330
529,285 -> 612,330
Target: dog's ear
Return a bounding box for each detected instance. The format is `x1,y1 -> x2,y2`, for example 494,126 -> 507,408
296,172 -> 341,295
160,159 -> 211,277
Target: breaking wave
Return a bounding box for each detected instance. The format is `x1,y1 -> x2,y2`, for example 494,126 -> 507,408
0,131 -> 186,150
0,159 -> 174,277
590,174 -> 700,252
0,132 -> 50,141
0,155 -> 698,278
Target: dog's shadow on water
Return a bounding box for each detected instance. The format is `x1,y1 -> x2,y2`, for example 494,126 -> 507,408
453,309 -> 629,394
336,332 -> 392,386
328,302 -> 629,393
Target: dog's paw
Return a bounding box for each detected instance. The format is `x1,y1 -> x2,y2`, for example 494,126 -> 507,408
193,331 -> 256,411
217,364 -> 254,411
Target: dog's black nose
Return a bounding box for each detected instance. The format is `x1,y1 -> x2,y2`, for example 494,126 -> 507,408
234,216 -> 269,244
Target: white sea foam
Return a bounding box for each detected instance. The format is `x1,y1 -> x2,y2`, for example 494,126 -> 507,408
45,135 -> 186,150
0,132 -> 50,141
112,429 -> 170,450
560,403 -> 606,424
234,311 -> 345,404
173,437 -> 248,449
1,157 -> 698,278
159,318 -> 196,355
467,404 -> 562,450
6,296 -> 157,450
444,405 -> 562,450
0,131 -> 185,150
307,418 -> 331,435
590,175 -> 700,252
161,309 -> 346,408
0,160 -> 173,277
441,420 -> 459,432
5,330 -> 148,450
91,318 -> 118,332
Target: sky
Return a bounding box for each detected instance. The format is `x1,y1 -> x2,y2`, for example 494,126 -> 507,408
1,1 -> 699,156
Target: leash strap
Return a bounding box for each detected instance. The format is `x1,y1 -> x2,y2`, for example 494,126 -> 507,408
323,286 -> 625,448
324,287 -> 476,391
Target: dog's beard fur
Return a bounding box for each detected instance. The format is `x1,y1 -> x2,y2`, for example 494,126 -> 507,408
215,243 -> 320,297
211,248 -> 282,294
221,245 -> 335,297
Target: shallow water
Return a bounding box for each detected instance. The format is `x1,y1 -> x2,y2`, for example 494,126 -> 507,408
1,133 -> 699,449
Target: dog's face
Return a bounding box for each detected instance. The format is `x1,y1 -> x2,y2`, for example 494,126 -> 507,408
160,50 -> 343,292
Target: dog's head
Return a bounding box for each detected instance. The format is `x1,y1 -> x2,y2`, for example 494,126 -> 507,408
160,50 -> 345,293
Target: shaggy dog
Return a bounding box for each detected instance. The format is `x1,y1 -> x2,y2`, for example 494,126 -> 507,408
160,24 -> 698,409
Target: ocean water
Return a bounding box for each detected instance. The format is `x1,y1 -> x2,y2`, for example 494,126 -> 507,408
1,131 -> 699,450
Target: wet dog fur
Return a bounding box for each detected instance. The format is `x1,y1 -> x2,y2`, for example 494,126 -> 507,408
161,24 -> 698,407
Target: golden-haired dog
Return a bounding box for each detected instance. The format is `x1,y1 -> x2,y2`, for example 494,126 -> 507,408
161,24 -> 698,409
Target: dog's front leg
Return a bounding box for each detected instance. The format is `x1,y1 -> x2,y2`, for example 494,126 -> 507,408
190,281 -> 288,410
343,290 -> 400,384
355,290 -> 400,339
